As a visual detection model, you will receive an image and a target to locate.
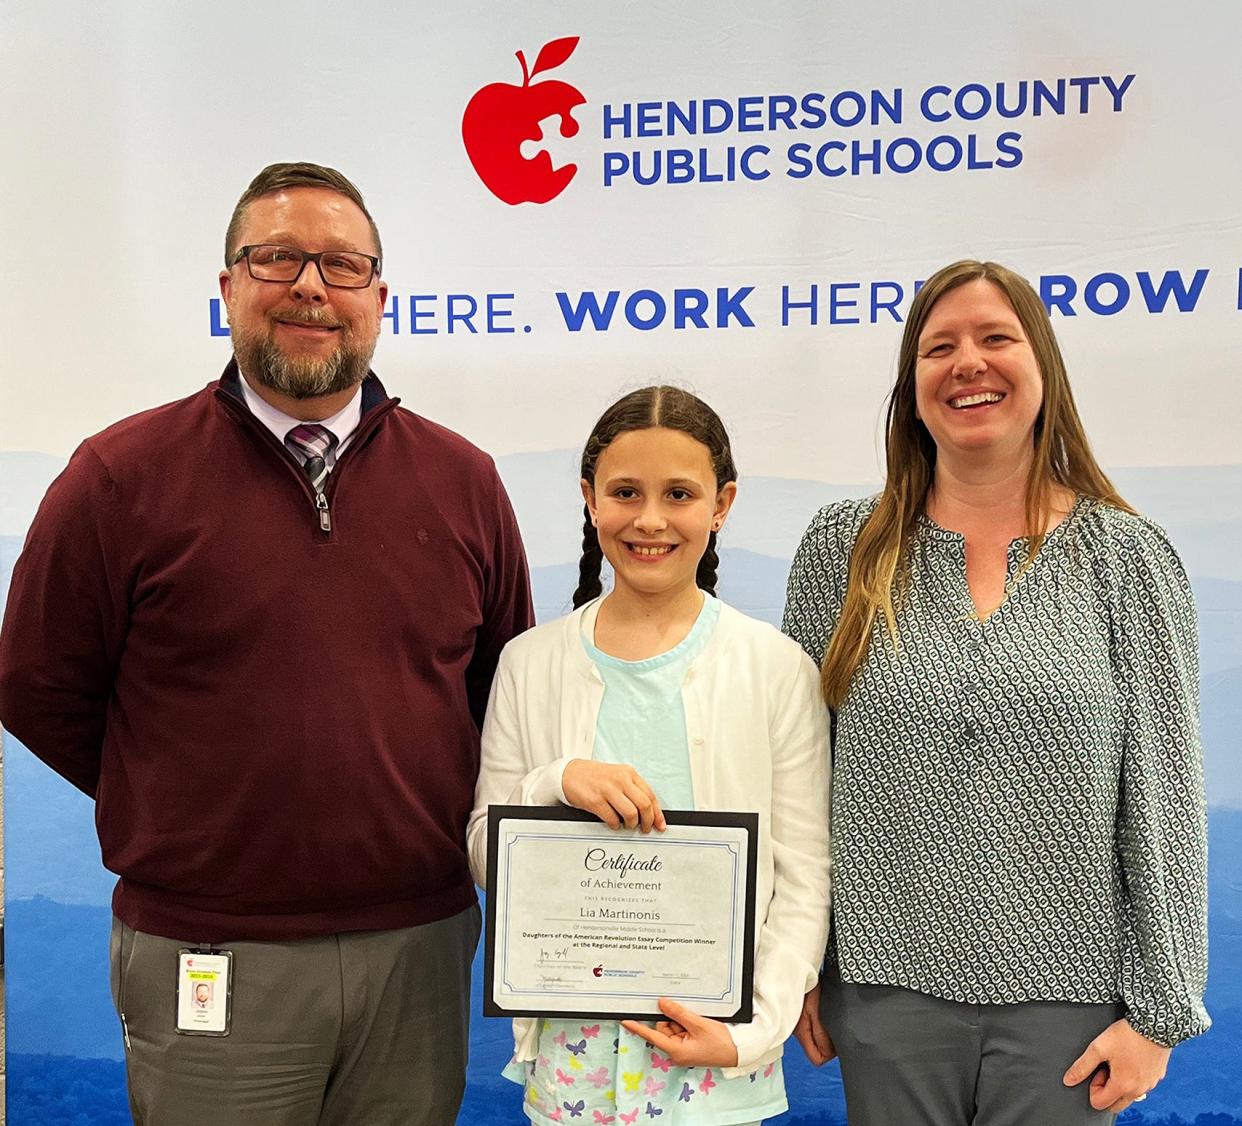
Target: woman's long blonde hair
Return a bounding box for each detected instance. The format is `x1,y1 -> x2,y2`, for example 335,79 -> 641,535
819,260 -> 1132,707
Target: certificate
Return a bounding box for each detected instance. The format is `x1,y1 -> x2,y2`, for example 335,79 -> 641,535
483,805 -> 757,1021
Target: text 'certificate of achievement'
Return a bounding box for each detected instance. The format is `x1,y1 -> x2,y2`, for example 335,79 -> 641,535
484,806 -> 757,1021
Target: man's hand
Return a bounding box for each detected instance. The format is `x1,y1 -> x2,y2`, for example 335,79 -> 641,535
1063,1018 -> 1171,1113
793,983 -> 836,1066
562,760 -> 666,832
621,998 -> 739,1068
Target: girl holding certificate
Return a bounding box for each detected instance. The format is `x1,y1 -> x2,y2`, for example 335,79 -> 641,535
783,260 -> 1209,1124
468,387 -> 830,1126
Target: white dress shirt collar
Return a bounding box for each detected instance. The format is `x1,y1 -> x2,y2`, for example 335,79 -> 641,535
237,373 -> 363,467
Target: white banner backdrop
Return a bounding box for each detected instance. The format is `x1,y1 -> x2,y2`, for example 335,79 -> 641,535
2,2 -> 1240,1122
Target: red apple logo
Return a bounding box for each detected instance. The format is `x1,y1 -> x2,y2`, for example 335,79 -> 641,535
592,964 -> 604,978
462,36 -> 586,205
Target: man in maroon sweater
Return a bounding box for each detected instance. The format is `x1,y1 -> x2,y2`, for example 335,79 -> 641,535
0,162 -> 534,1124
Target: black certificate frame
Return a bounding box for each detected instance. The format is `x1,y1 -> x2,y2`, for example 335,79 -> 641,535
483,804 -> 758,1022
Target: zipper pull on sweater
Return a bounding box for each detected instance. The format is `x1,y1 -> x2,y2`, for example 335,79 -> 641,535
316,491 -> 331,533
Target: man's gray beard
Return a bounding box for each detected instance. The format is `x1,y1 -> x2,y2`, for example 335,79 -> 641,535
233,326 -> 376,400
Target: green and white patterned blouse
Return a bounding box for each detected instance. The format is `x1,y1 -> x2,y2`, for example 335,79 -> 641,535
782,495 -> 1210,1047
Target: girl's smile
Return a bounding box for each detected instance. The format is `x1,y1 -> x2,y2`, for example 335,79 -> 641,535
625,541 -> 677,558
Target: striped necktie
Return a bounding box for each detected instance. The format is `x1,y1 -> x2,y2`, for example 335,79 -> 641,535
284,424 -> 337,493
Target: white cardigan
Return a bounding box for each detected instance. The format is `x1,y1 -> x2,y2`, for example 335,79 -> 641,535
467,598 -> 830,1077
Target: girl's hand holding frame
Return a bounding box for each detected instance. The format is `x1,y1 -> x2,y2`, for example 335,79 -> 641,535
562,759 -> 667,832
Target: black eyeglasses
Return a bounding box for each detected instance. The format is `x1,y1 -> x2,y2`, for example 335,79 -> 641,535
232,244 -> 381,289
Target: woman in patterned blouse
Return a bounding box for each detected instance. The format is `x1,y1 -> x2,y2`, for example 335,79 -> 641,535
782,260 -> 1209,1125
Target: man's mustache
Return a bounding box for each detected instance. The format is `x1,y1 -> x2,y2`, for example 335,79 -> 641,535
270,308 -> 344,330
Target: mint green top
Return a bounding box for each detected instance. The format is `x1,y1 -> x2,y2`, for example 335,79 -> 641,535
581,593 -> 721,811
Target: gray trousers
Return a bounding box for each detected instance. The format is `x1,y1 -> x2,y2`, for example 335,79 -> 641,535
821,968 -> 1125,1126
110,905 -> 480,1126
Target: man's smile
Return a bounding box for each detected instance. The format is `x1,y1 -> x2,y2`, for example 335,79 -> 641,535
274,316 -> 341,335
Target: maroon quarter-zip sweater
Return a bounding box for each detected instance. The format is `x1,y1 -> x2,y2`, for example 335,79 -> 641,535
0,364 -> 533,941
